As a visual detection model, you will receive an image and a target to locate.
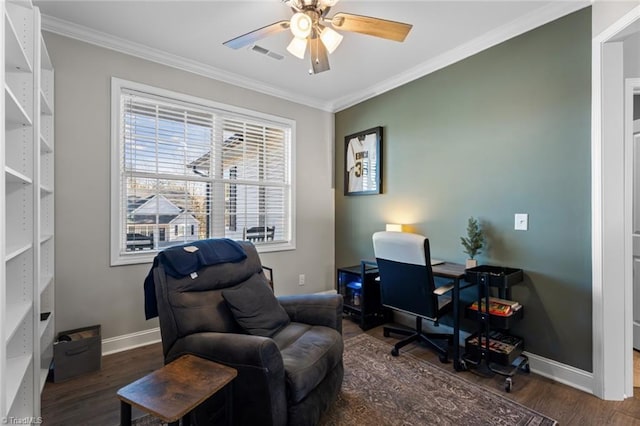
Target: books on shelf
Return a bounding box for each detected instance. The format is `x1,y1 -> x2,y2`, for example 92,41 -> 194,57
468,297 -> 521,317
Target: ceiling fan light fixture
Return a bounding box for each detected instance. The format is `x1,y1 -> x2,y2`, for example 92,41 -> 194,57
290,12 -> 313,39
223,2 -> 413,75
319,0 -> 340,7
286,36 -> 308,59
319,26 -> 343,54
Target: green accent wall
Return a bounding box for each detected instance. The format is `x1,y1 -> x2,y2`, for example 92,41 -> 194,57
335,8 -> 592,371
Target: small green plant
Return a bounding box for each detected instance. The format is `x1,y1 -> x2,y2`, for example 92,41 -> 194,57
460,217 -> 484,259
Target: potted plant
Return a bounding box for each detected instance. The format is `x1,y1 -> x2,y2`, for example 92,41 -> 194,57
460,217 -> 484,269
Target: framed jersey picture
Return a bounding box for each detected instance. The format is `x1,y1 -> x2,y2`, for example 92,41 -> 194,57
344,126 -> 382,196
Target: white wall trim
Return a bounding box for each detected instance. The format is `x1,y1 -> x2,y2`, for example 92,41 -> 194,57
592,4 -> 640,401
109,77 -> 297,266
315,289 -> 338,295
591,25 -> 605,402
103,293 -> 343,356
523,351 -> 594,394
40,15 -> 333,112
332,1 -> 589,111
41,2 -> 588,114
102,327 -> 161,356
393,312 -> 594,394
103,319 -> 594,395
624,78 -> 640,398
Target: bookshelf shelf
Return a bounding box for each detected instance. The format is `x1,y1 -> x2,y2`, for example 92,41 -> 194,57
4,12 -> 32,73
6,354 -> 33,412
5,302 -> 33,344
3,1 -> 55,418
5,83 -> 32,127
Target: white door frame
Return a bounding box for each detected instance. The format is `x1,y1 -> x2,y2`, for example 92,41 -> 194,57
592,6 -> 640,400
625,78 -> 640,396
624,78 -> 640,358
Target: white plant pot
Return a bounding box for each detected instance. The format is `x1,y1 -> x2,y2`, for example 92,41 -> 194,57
465,259 -> 478,269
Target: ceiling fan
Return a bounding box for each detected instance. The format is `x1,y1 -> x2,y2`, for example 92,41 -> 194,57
223,0 -> 413,74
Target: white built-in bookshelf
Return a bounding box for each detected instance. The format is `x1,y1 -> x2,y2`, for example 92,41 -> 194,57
2,0 -> 54,417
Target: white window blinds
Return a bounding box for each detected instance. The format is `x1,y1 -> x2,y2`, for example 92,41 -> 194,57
113,82 -> 292,263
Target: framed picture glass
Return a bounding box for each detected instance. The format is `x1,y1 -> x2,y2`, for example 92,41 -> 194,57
344,126 -> 382,196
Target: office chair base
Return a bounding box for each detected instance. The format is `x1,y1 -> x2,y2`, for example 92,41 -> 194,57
383,325 -> 414,338
384,318 -> 453,363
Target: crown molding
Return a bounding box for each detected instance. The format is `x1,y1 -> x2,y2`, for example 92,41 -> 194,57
41,15 -> 334,112
42,2 -> 589,114
330,1 -> 591,112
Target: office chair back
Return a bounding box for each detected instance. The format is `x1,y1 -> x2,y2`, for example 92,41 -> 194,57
373,231 -> 439,320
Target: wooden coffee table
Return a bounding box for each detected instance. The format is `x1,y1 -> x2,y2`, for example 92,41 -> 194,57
117,354 -> 237,426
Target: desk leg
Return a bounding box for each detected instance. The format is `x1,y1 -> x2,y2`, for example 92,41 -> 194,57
120,401 -> 132,426
452,277 -> 462,371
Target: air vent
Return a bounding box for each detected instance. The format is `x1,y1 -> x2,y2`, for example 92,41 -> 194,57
267,51 -> 285,60
251,45 -> 284,61
252,45 -> 269,55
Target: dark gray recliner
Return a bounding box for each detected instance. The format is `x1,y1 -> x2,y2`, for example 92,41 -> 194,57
153,241 -> 344,425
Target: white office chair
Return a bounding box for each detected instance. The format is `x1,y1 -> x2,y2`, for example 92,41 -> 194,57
372,231 -> 454,361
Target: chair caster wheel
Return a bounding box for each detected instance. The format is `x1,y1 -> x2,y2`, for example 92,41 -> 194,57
505,377 -> 513,393
438,354 -> 448,363
383,330 -> 390,337
391,348 -> 399,357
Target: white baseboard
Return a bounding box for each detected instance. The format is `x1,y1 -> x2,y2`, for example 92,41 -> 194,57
103,312 -> 595,396
523,351 -> 593,394
103,291 -> 338,355
392,312 -> 594,395
102,327 -> 161,356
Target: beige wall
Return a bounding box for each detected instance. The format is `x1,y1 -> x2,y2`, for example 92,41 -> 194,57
45,32 -> 335,340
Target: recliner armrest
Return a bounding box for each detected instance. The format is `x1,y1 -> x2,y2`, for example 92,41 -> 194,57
166,332 -> 287,426
166,332 -> 284,370
277,293 -> 343,334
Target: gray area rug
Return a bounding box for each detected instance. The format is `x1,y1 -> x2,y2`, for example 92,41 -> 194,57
319,333 -> 556,425
133,333 -> 557,425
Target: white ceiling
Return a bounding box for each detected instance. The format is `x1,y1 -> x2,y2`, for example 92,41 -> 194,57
34,0 -> 589,111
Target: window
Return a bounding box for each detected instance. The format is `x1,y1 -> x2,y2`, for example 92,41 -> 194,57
111,78 -> 294,265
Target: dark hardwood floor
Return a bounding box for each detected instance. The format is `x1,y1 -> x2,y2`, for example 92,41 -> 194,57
41,319 -> 640,425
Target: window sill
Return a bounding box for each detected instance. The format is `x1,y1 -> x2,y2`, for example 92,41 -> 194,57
110,241 -> 295,266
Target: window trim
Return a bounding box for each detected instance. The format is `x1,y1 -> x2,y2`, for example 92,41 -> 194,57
110,77 -> 296,266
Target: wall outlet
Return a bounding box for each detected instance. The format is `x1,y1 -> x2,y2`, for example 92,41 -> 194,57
298,274 -> 305,286
515,213 -> 529,231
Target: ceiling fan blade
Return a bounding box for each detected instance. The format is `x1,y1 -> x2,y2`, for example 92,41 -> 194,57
330,12 -> 412,42
223,21 -> 290,50
309,37 -> 330,74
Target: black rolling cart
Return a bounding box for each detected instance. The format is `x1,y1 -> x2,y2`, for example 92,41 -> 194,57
462,265 -> 530,392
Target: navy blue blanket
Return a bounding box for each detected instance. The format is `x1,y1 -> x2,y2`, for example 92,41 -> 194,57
144,238 -> 247,319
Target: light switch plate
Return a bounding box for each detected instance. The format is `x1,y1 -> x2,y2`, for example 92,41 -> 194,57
515,213 -> 528,231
